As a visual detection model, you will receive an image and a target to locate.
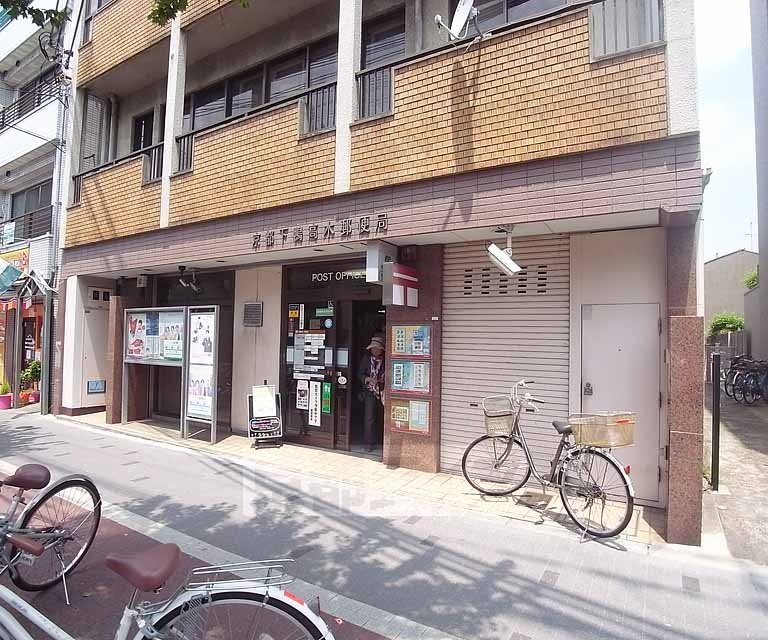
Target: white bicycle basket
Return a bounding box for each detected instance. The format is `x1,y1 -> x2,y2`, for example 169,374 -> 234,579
482,396 -> 515,436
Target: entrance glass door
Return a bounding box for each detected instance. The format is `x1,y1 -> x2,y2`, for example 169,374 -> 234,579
283,300 -> 340,447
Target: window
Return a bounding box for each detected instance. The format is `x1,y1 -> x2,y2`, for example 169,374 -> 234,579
229,68 -> 264,117
454,0 -> 574,34
362,10 -> 406,68
309,38 -> 338,87
131,111 -> 154,151
267,52 -> 307,101
590,0 -> 663,59
11,181 -> 53,219
193,82 -> 226,130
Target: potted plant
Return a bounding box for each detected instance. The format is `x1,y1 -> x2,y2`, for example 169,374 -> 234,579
21,361 -> 41,404
0,382 -> 12,410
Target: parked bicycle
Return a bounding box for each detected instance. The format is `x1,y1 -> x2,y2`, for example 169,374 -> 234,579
0,464 -> 101,602
0,542 -> 334,640
722,355 -> 768,405
461,380 -> 635,538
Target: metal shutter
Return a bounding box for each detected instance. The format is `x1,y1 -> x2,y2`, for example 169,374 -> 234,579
440,236 -> 570,475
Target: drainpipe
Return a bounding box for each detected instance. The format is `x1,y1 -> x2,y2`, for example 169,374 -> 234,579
415,0 -> 423,51
109,94 -> 118,160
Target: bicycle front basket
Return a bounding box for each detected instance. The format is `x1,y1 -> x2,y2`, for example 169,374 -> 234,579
482,395 -> 515,436
568,412 -> 636,448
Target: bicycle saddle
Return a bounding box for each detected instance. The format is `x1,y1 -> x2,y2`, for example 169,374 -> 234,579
105,543 -> 181,592
1,464 -> 50,490
552,420 -> 572,436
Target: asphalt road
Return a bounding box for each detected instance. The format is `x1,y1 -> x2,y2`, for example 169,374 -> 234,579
3,412 -> 768,639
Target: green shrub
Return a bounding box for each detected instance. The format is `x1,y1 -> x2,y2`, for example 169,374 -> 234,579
708,312 -> 745,337
744,270 -> 759,290
20,360 -> 41,385
0,382 -> 10,395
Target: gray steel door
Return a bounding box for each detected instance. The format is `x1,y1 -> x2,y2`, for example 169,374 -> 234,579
440,236 -> 570,475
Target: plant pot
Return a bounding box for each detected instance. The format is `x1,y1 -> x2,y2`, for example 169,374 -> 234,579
0,394 -> 12,410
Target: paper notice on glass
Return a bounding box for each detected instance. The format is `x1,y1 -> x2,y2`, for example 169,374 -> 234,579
299,304 -> 305,330
309,381 -> 321,426
296,379 -> 309,410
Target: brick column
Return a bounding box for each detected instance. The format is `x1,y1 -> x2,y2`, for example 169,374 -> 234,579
106,294 -> 150,424
383,245 -> 443,472
666,223 -> 704,545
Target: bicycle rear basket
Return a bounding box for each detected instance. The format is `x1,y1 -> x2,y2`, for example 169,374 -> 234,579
482,396 -> 515,436
567,412 -> 636,448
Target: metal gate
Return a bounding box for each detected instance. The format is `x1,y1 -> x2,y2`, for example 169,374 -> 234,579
440,236 -> 570,475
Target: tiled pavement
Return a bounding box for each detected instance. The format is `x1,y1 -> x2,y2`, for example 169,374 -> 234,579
66,412 -> 666,546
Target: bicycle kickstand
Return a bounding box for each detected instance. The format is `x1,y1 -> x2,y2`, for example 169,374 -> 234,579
57,551 -> 70,606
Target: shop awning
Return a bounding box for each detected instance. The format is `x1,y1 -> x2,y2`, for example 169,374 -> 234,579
0,257 -> 22,297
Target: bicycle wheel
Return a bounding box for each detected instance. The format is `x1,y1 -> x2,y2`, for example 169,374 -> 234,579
732,373 -> 746,403
461,435 -> 531,496
743,372 -> 759,405
724,368 -> 738,398
143,591 -> 329,640
10,478 -> 101,591
558,448 -> 633,538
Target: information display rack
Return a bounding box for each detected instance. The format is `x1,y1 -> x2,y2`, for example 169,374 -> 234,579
389,323 -> 434,436
183,306 -> 220,444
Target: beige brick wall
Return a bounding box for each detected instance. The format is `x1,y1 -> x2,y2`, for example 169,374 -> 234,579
169,103 -> 335,226
77,0 -> 170,87
65,157 -> 161,247
180,0 -> 233,27
351,10 -> 668,191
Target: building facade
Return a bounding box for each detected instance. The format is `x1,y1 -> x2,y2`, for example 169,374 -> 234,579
55,0 -> 705,543
0,1 -> 71,396
751,0 -> 768,360
704,249 -> 758,330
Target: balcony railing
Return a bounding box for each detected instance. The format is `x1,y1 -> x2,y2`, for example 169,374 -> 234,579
0,75 -> 63,133
301,83 -> 336,135
142,143 -> 163,183
2,207 -> 53,244
357,65 -> 393,120
177,133 -> 194,172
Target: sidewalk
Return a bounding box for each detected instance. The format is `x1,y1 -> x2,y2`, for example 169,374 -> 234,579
704,389 -> 768,564
60,410 -> 666,546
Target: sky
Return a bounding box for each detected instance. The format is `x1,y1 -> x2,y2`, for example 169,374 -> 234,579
696,0 -> 759,260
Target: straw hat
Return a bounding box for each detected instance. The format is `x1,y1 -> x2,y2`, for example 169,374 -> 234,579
366,336 -> 385,351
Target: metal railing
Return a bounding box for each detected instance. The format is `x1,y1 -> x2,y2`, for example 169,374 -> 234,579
142,143 -> 163,183
2,207 -> 53,243
357,65 -> 393,120
71,174 -> 83,205
0,75 -> 63,132
177,133 -> 194,172
302,83 -> 336,134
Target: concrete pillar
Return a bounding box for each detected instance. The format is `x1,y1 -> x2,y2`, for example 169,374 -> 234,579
333,0 -> 362,194
160,17 -> 187,227
60,275 -> 83,411
666,223 -> 704,545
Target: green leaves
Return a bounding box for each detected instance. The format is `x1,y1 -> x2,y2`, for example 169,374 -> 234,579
708,312 -> 745,337
0,0 -> 69,28
744,270 -> 759,290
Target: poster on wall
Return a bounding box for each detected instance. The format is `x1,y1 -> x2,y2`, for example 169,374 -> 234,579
189,312 -> 216,365
187,364 -> 214,419
390,398 -> 430,434
391,360 -> 430,395
126,313 -> 147,358
296,379 -> 309,410
309,381 -> 321,426
391,325 -> 431,357
160,311 -> 184,361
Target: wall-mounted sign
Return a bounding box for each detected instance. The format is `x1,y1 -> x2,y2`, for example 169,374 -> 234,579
383,263 -> 419,308
125,310 -> 185,364
1,222 -> 15,247
252,213 -> 388,252
296,379 -> 309,410
87,379 -> 106,394
392,325 -> 431,358
391,359 -> 430,395
0,247 -> 29,272
390,398 -> 430,435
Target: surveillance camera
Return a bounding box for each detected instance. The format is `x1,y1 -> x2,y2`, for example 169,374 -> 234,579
487,243 -> 522,276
